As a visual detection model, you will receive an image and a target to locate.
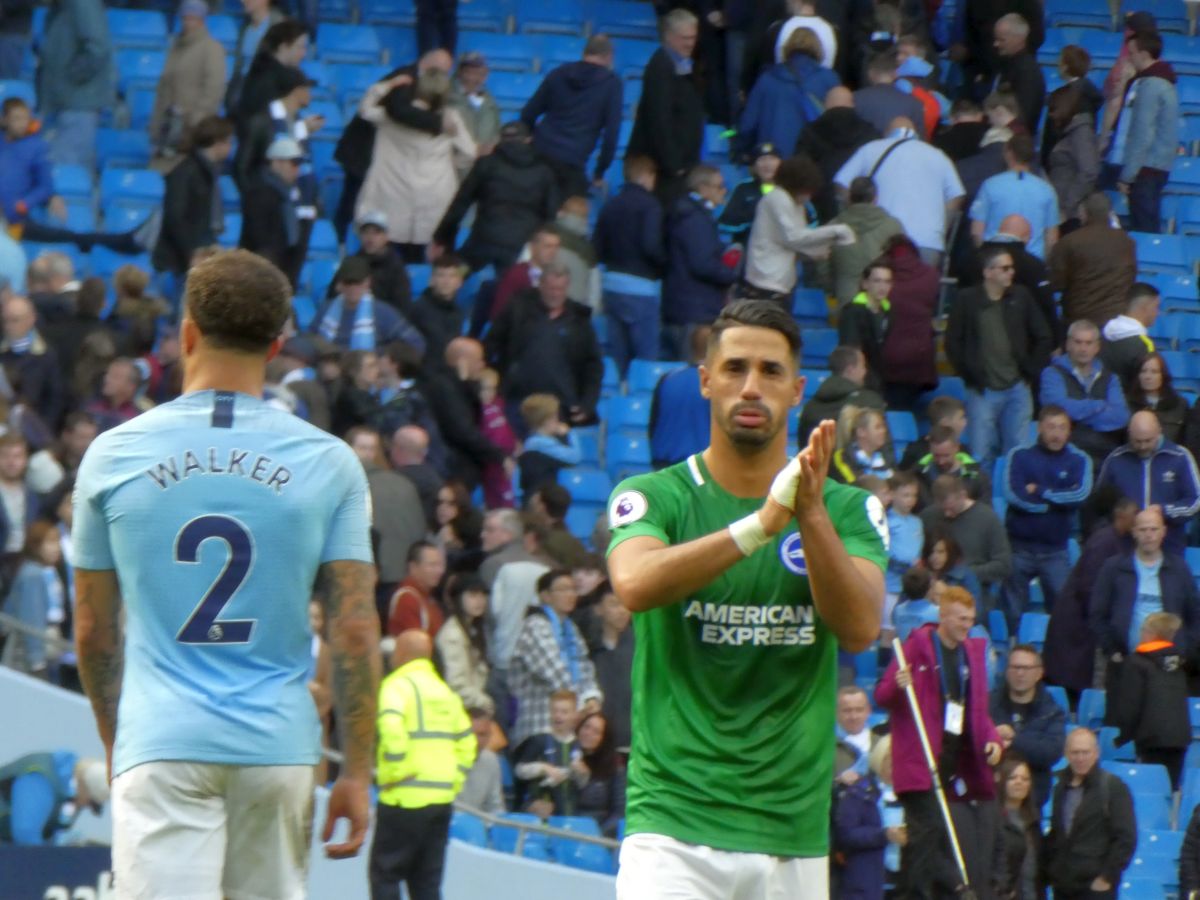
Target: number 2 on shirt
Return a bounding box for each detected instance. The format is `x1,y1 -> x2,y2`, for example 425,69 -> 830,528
174,515 -> 256,644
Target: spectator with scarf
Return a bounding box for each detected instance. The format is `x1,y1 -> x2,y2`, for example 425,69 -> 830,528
508,568 -> 602,747
831,407 -> 895,484
309,256 -> 426,352
2,520 -> 67,679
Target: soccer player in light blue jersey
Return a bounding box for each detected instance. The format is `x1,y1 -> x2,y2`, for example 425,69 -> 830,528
73,250 -> 382,900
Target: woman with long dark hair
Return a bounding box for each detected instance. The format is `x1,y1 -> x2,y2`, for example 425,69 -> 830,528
571,712 -> 626,837
993,758 -> 1045,899
435,574 -> 492,711
920,529 -> 983,603
434,480 -> 484,573
1046,85 -> 1100,232
1127,351 -> 1188,444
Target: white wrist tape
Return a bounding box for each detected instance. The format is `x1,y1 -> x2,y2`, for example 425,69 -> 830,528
729,512 -> 770,557
768,455 -> 803,511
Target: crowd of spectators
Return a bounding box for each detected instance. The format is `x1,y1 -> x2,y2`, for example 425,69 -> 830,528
9,0 -> 1200,891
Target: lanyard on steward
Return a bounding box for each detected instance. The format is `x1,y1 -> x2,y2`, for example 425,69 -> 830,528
933,637 -> 968,702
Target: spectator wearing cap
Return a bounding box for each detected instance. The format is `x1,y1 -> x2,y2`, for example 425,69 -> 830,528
311,256 -> 426,352
152,116 -> 235,296
627,9 -> 705,204
239,136 -> 307,287
35,0 -> 113,170
593,155 -> 665,377
796,86 -> 880,223
717,143 -> 780,248
234,20 -> 310,124
0,751 -> 110,845
358,68 -> 476,264
330,211 -> 414,315
991,13 -> 1045,134
434,120 -> 559,274
487,262 -> 603,426
224,0 -> 284,115
970,134 -> 1060,261
736,27 -> 840,162
448,53 -> 500,158
148,1 -> 227,168
818,176 -> 905,307
520,34 -> 623,198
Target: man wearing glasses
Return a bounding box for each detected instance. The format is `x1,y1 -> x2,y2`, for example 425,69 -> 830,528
989,645 -> 1067,806
946,245 -> 1053,477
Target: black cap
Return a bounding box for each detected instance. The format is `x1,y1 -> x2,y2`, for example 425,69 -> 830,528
336,255 -> 372,284
278,66 -> 318,95
752,141 -> 780,161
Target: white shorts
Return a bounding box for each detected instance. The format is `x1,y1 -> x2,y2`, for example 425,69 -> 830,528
616,833 -> 830,900
112,761 -> 315,900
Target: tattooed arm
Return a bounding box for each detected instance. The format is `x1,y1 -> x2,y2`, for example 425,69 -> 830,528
315,559 -> 381,858
74,568 -> 123,780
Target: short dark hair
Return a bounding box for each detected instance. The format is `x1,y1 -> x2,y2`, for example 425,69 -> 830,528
888,470 -> 920,491
861,259 -> 893,281
928,424 -> 959,447
867,48 -> 899,77
536,568 -> 574,594
949,98 -> 981,118
1131,30 -> 1164,59
848,176 -> 877,204
584,33 -> 613,57
406,539 -> 438,566
1128,281 -> 1161,308
980,244 -> 1014,271
184,250 -> 291,353
828,345 -> 863,376
535,482 -> 572,520
773,156 -> 823,199
1009,643 -> 1043,664
901,567 -> 933,600
927,395 -> 965,425
709,300 -> 802,361
1,97 -> 28,115
1006,133 -> 1036,166
432,253 -> 466,271
382,341 -> 423,378
623,154 -> 657,182
1059,45 -> 1091,78
191,115 -> 234,149
263,20 -> 308,53
1038,403 -> 1070,422
77,277 -> 108,317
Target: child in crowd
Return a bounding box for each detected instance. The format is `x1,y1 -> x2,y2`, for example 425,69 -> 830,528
514,689 -> 582,818
330,349 -> 380,436
478,367 -> 516,508
518,393 -> 582,498
2,520 -> 66,682
891,568 -> 942,642
885,471 -> 924,641
1112,611 -> 1191,791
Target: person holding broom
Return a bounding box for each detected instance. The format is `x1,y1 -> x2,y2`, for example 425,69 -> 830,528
876,585 -> 1004,898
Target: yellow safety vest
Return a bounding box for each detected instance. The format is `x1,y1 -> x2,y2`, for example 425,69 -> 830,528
376,658 -> 477,809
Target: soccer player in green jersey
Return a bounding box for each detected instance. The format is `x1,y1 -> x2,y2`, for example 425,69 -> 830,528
606,300 -> 889,899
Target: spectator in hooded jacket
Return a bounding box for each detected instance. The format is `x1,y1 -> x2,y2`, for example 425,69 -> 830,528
148,1 -> 227,166
798,345 -> 885,445
661,165 -> 738,360
520,34 -> 623,198
1105,30 -> 1179,234
1040,319 -> 1131,467
1001,405 -> 1093,634
736,27 -> 840,162
626,9 -> 705,203
0,98 -> 53,230
593,155 -> 665,379
1100,283 -> 1159,394
1045,84 -> 1100,232
1096,410 -> 1200,554
837,261 -> 892,392
878,234 -> 939,410
818,176 -> 905,308
433,121 -> 559,273
989,646 -> 1067,808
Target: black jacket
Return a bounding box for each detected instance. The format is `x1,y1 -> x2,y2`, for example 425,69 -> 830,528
233,110 -> 276,192
965,0 -> 1045,81
418,370 -> 502,489
837,300 -> 889,391
961,238 -> 1061,350
409,288 -> 464,373
592,183 -> 665,279
1181,803 -> 1200,895
334,65 -> 444,180
434,140 -> 559,272
239,176 -> 303,288
1090,552 -> 1200,660
795,108 -> 879,221
798,375 -> 885,446
153,151 -> 220,274
1043,766 -> 1135,892
945,284 -> 1053,391
1111,642 -> 1191,751
486,291 -> 603,421
988,685 -> 1067,806
235,53 -> 294,124
994,807 -> 1045,900
994,51 -> 1046,134
935,121 -> 990,162
627,47 -> 705,179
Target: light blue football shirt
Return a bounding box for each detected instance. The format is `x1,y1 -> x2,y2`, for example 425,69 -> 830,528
73,390 -> 373,777
968,170 -> 1061,260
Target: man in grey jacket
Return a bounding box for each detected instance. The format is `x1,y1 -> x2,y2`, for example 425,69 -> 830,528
36,0 -> 114,170
1106,30 -> 1179,233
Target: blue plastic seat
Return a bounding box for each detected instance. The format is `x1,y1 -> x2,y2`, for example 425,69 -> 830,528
1181,79 -> 1200,116
449,811 -> 489,847
458,0 -> 511,33
627,359 -> 685,394
1016,611 -> 1049,650
115,49 -> 166,94
102,203 -> 145,233
1131,232 -> 1191,276
564,505 -> 598,542
361,0 -> 416,26
329,63 -> 390,106
1044,0 -> 1110,28
0,79 -> 36,108
1128,793 -> 1172,831
1101,762 -> 1172,799
96,129 -> 153,170
538,35 -> 587,70
316,25 -> 383,65
516,0 -> 587,35
206,14 -> 239,52
1044,684 -> 1070,715
99,167 -> 165,212
1077,687 -> 1106,729
1164,274 -> 1200,307
886,411 -> 918,444
126,88 -> 158,130
800,328 -> 838,368
606,433 -> 652,480
218,213 -> 241,247
89,246 -> 150,279
612,39 -> 657,79
986,609 -> 1009,644
34,201 -> 94,232
558,467 -> 613,504
1076,30 -> 1123,65
608,394 -> 652,431
461,32 -> 539,73
306,220 -> 340,261
558,840 -> 615,874
592,0 -> 660,40
1119,877 -> 1169,900
51,164 -> 93,202
107,9 -> 169,49
487,72 -> 539,106
1138,829 -> 1183,862
547,815 -> 603,838
792,288 -> 829,324
1170,157 -> 1200,195
318,0 -> 356,22
489,812 -> 551,857
601,356 -> 620,395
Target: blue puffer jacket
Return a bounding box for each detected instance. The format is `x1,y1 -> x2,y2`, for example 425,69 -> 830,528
35,0 -> 114,114
520,60 -> 623,179
0,129 -> 53,222
1096,437 -> 1200,552
1116,61 -> 1179,183
737,55 -> 840,158
662,194 -> 737,326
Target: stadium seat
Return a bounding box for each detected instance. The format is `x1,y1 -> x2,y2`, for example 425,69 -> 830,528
51,164 -> 93,202
1119,877 -> 1169,900
547,815 -> 603,838
792,288 -> 829,324
96,129 -> 153,170
306,220 -> 340,261
601,356 -> 620,396
608,394 -> 652,432
107,9 -> 169,49
1138,829 -> 1183,861
126,88 -> 158,131
1181,79 -> 1200,115
564,505 -> 598,543
1148,313 -> 1182,349
1131,232 -> 1191,276
218,213 -> 241,247
1077,687 -> 1106,729
329,63 -> 390,106
1170,157 -> 1200,195
1121,0 -> 1189,32
516,0 -> 587,35
487,72 -> 539,106
461,33 -> 538,73
207,14 -> 239,51
1044,0 -> 1110,29
1129,792 -> 1173,831
89,246 -> 150,280
318,0 -> 356,22
801,328 -> 838,368
35,202 -> 94,232
0,79 -> 36,108
1076,30 -> 1123,65
316,25 -> 384,65
613,39 -> 658,79
115,49 -> 167,94
1016,612 -> 1049,650
886,411 -> 918,444
1101,762 -> 1172,799
538,35 -> 587,70
606,433 -> 652,480
558,467 -> 613,504
593,0 -> 660,40
574,427 -> 601,466
1044,685 -> 1070,715
360,0 -> 416,26
489,813 -> 552,857
102,203 -> 145,233
627,359 -> 685,394
986,609 -> 1009,644
449,811 -> 488,847
1190,696 -> 1200,738
458,0 -> 512,33
218,175 -> 240,215
292,294 -> 317,331
1164,274 -> 1199,307
558,840 -> 616,874
99,168 -> 165,212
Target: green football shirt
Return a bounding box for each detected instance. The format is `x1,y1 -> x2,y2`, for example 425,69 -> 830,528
606,453 -> 888,857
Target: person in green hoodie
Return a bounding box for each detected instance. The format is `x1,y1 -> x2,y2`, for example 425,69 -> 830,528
797,344 -> 884,445
817,176 -> 904,306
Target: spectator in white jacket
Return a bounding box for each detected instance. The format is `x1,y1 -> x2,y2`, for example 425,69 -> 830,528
741,155 -> 854,307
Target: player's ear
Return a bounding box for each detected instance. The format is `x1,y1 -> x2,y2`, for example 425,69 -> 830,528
698,364 -> 711,399
792,373 -> 805,408
179,318 -> 200,356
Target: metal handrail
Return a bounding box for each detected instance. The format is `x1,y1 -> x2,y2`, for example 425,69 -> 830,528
0,610 -> 76,651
